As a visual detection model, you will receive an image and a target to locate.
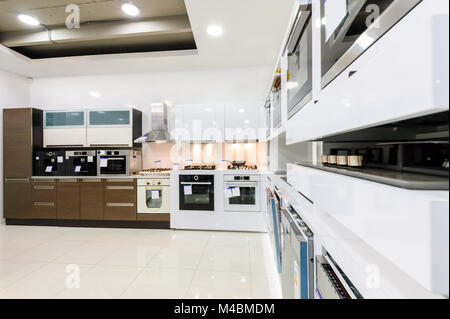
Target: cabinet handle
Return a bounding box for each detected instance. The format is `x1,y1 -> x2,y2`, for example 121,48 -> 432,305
107,186 -> 134,190
59,179 -> 78,183
33,179 -> 55,183
5,177 -> 29,183
83,179 -> 102,183
34,186 -> 55,190
34,202 -> 55,207
348,70 -> 357,78
107,203 -> 134,207
107,179 -> 134,183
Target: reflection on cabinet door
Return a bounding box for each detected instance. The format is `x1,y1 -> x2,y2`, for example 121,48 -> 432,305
80,179 -> 104,220
3,178 -> 32,219
57,179 -> 80,220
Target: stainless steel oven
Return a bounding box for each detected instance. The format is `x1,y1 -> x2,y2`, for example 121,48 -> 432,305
97,150 -> 132,176
286,3 -> 313,119
321,0 -> 422,88
224,175 -> 261,212
179,175 -> 215,211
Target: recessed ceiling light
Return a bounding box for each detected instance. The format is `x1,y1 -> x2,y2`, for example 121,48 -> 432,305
18,14 -> 40,26
238,108 -> 245,113
89,91 -> 102,98
207,25 -> 223,37
205,108 -> 213,112
122,3 -> 140,17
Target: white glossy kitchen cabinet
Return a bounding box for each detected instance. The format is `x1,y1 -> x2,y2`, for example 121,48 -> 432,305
43,110 -> 87,147
173,104 -> 225,142
287,0 -> 449,144
86,109 -> 137,147
287,163 -> 449,296
224,102 -> 261,142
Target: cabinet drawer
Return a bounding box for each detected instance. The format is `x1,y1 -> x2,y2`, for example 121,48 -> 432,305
104,179 -> 136,187
31,180 -> 57,219
104,187 -> 136,203
104,203 -> 136,221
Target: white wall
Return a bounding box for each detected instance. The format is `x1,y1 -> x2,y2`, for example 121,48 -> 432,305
0,69 -> 31,221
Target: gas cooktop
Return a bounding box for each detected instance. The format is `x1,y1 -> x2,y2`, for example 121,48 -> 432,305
139,168 -> 172,177
183,165 -> 216,171
227,164 -> 258,170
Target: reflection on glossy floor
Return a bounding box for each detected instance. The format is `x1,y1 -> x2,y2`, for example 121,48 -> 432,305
0,225 -> 281,299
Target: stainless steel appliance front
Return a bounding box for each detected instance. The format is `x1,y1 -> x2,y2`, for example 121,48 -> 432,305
137,178 -> 170,214
223,175 -> 261,212
321,0 -> 422,88
97,150 -> 134,176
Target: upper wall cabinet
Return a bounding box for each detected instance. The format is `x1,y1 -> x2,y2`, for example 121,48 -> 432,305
173,104 -> 225,143
44,110 -> 87,147
224,103 -> 261,142
87,109 -> 142,147
287,0 -> 449,144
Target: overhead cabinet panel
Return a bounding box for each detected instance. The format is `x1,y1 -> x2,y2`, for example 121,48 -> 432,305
43,110 -> 87,147
86,109 -> 141,147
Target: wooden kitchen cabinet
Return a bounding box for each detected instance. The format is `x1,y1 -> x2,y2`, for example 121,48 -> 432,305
80,179 -> 104,220
3,178 -> 32,219
104,179 -> 137,221
31,179 -> 57,219
3,108 -> 42,220
57,179 -> 80,220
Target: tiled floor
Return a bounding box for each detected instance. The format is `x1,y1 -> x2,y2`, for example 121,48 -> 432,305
0,224 -> 281,299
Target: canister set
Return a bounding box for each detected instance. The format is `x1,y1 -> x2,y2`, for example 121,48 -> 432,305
321,154 -> 363,168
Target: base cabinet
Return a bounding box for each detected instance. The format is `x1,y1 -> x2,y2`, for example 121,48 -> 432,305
31,179 -> 57,219
3,178 -> 32,219
80,179 -> 104,220
57,179 -> 80,220
104,179 -> 137,221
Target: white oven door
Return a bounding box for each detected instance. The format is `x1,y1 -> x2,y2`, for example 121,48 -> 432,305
224,182 -> 261,212
137,185 -> 170,214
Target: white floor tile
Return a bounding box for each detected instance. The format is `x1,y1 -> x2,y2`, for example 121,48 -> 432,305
0,263 -> 92,299
198,246 -> 250,273
186,270 -> 252,299
10,240 -> 84,262
251,273 -> 282,299
98,244 -> 162,267
148,246 -> 204,270
121,268 -> 195,299
0,260 -> 46,291
54,242 -> 118,265
56,265 -> 142,299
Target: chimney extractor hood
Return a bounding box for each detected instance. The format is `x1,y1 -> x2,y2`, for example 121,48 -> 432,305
135,103 -> 171,143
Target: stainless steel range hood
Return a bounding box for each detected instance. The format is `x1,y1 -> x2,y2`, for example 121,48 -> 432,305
135,103 -> 171,143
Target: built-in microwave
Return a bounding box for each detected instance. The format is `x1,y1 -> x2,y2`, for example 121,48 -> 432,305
320,0 -> 422,88
286,4 -> 313,119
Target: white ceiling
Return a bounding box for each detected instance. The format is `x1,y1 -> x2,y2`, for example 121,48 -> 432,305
0,0 -> 295,78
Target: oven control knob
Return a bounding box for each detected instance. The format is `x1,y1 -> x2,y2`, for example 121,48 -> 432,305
157,182 -> 161,185
194,175 -> 199,181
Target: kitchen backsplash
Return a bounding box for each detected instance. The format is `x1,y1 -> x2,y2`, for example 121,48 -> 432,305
142,142 -> 268,169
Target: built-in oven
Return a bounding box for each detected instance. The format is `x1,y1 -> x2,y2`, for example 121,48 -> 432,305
286,3 -> 313,119
137,178 -> 171,214
35,150 -> 66,176
97,150 -> 132,176
224,175 -> 261,212
179,175 -> 215,211
65,150 -> 97,176
320,0 -> 422,88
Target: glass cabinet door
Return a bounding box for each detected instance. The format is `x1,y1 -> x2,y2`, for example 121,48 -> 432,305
272,90 -> 282,129
44,111 -> 85,128
88,110 -> 131,126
